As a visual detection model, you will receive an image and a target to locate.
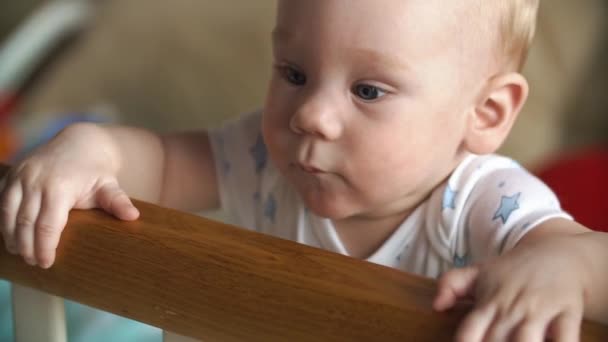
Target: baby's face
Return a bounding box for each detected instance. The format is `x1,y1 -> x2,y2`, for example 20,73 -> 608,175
262,0 -> 494,220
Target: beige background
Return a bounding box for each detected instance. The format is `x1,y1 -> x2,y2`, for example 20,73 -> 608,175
11,0 -> 608,167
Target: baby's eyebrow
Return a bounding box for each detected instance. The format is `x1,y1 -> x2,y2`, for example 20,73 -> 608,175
349,47 -> 410,71
271,27 -> 291,45
271,27 -> 410,71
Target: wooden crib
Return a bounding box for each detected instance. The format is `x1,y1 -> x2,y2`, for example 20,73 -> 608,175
1,164 -> 608,342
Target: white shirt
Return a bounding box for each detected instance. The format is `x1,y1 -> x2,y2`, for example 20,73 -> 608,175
209,111 -> 572,278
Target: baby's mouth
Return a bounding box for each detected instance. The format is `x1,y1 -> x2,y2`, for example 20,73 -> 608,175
296,162 -> 324,174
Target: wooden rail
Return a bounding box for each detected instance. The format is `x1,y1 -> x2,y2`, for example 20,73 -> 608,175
1,163 -> 608,341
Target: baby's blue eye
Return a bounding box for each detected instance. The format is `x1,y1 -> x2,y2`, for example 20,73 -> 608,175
283,66 -> 306,86
353,84 -> 386,100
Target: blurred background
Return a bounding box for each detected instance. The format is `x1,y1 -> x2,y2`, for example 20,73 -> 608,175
0,0 -> 607,340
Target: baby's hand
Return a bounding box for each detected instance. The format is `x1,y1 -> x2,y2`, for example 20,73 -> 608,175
433,238 -> 588,342
0,124 -> 139,268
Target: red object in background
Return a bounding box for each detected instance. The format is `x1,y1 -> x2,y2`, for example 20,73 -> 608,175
536,147 -> 608,232
0,92 -> 18,121
0,121 -> 18,161
0,92 -> 19,161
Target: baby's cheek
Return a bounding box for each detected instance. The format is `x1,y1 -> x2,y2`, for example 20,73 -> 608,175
264,126 -> 286,150
263,134 -> 289,170
354,157 -> 414,194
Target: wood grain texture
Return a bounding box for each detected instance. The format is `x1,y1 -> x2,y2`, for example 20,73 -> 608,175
1,163 -> 607,341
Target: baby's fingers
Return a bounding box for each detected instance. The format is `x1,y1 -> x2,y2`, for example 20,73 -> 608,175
547,311 -> 582,342
511,312 -> 555,342
0,180 -> 22,253
95,182 -> 139,221
454,304 -> 496,342
15,189 -> 41,265
506,307 -> 578,342
434,266 -> 479,311
34,192 -> 72,269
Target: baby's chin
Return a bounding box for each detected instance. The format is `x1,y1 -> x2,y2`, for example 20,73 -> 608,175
297,190 -> 358,220
280,167 -> 362,218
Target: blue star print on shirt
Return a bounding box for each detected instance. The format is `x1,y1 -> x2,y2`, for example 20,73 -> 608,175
493,192 -> 521,224
453,253 -> 468,268
221,159 -> 231,175
250,133 -> 267,173
442,185 -> 457,210
215,135 -> 231,175
264,194 -> 277,223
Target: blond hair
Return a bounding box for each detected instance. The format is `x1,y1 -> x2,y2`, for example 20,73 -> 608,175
498,0 -> 540,70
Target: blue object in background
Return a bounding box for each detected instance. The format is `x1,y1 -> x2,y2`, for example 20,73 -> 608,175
11,113 -> 108,162
1,279 -> 161,341
0,280 -> 14,342
64,302 -> 161,342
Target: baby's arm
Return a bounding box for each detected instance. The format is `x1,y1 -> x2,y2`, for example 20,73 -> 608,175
69,124 -> 219,210
0,122 -> 219,268
134,129 -> 219,211
435,218 -> 608,341
513,220 -> 608,324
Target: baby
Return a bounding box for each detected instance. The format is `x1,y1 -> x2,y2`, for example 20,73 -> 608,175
2,0 -> 608,341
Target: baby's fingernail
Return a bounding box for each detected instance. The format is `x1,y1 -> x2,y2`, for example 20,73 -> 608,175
24,257 -> 37,266
38,256 -> 54,269
127,207 -> 140,219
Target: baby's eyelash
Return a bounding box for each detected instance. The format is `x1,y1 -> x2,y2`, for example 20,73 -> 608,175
352,84 -> 388,101
276,64 -> 307,86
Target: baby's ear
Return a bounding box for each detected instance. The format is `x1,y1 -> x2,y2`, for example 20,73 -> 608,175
464,72 -> 529,155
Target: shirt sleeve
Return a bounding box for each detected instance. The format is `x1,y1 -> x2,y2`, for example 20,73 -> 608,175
464,163 -> 573,262
207,111 -> 266,230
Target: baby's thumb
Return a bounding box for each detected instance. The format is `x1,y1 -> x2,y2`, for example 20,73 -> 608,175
95,182 -> 140,221
433,266 -> 479,312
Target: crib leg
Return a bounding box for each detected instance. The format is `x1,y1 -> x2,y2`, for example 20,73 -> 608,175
11,284 -> 67,342
163,330 -> 201,342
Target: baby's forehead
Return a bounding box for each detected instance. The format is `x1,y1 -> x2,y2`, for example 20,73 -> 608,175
275,1 -> 497,57
276,0 -> 495,41
275,0 -> 502,81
